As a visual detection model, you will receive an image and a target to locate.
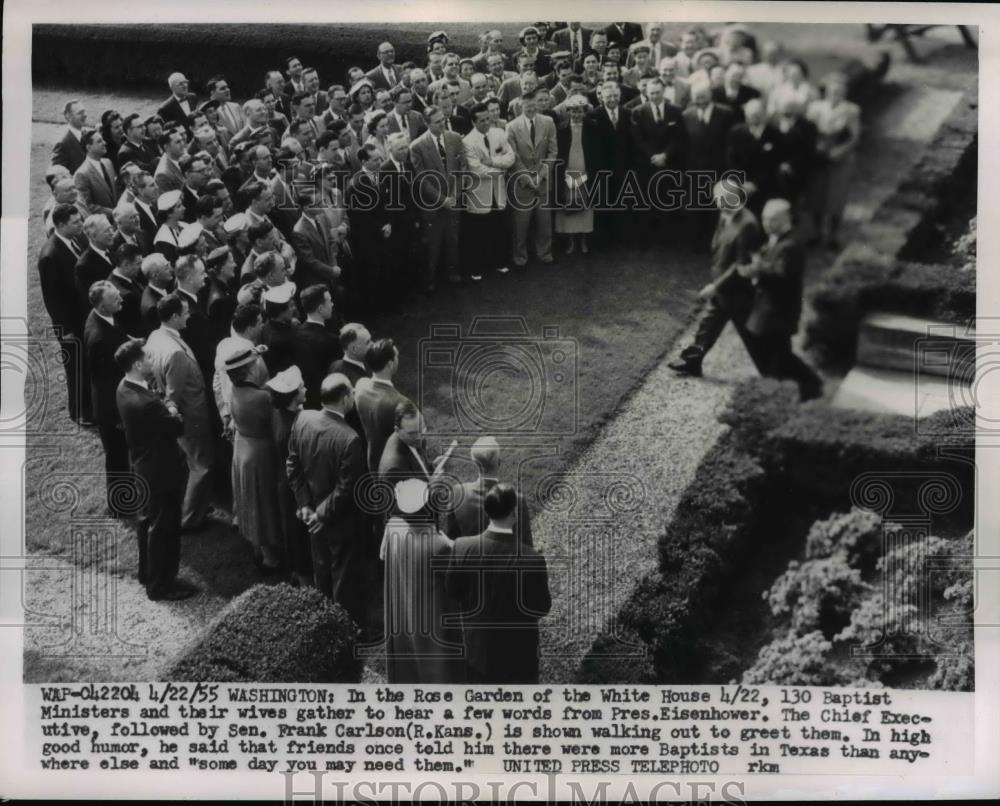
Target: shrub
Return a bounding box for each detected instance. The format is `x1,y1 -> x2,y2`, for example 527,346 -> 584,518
742,630 -> 859,687
576,629 -> 657,684
805,507 -> 883,571
766,555 -> 869,637
168,583 -> 361,683
952,216 -> 977,273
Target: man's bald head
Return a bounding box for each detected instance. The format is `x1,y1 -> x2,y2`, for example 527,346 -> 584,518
471,436 -> 500,474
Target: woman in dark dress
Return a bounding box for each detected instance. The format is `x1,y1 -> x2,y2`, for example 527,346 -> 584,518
266,365 -> 312,588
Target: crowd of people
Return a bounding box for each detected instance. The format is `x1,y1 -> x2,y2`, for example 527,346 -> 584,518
36,21 -> 872,683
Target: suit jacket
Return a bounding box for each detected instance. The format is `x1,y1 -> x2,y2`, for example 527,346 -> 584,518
205,277 -> 236,344
327,358 -> 369,441
409,129 -> 466,209
214,100 -> 246,136
74,246 -> 115,311
553,119 -> 600,206
52,128 -> 86,174
117,139 -> 157,173
140,284 -> 169,335
144,325 -> 210,436
507,113 -> 558,191
444,478 -> 534,546
445,528 -> 551,682
682,103 -> 736,173
292,321 -> 343,409
447,107 -> 473,136
587,105 -> 632,183
353,377 -> 410,471
377,432 -> 431,506
551,26 -> 592,63
83,311 -> 129,428
116,378 -> 186,488
73,158 -> 118,215
286,409 -> 364,525
727,122 -> 782,202
345,169 -> 391,265
112,228 -> 152,258
181,185 -> 201,223
630,101 -> 687,171
712,84 -> 761,122
661,79 -> 692,111
386,109 -> 427,142
291,214 -> 340,291
261,319 -> 297,376
364,64 -> 401,91
773,117 -> 818,199
709,208 -> 765,318
134,200 -> 159,242
746,232 -> 805,337
108,272 -> 145,337
462,126 -> 516,212
602,22 -> 644,50
157,93 -> 199,130
37,233 -> 88,335
177,289 -> 214,381
154,154 -> 185,193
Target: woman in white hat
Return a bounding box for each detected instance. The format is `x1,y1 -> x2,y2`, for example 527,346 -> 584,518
348,77 -> 376,113
153,189 -> 187,262
225,344 -> 283,573
267,365 -> 311,587
381,478 -> 464,683
554,95 -> 596,255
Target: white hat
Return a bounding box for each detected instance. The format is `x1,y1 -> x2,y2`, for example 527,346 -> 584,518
265,365 -> 304,394
223,212 -> 248,234
394,479 -> 428,514
156,189 -> 182,212
221,343 -> 259,372
262,282 -> 295,306
177,221 -> 203,248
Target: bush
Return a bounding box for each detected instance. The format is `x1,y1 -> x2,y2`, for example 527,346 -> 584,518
742,630 -> 860,687
952,216 -> 977,273
168,583 -> 361,683
766,555 -> 869,637
805,246 -> 977,371
576,629 -> 658,684
805,506 -> 883,571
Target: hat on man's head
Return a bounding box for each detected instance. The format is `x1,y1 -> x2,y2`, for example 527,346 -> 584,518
265,364 -> 304,395
222,213 -> 248,234
156,189 -> 183,212
177,222 -> 203,249
221,344 -> 259,372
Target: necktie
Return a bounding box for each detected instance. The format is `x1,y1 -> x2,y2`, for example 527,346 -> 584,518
653,105 -> 660,124
436,135 -> 446,162
609,108 -> 617,126
100,161 -> 114,194
68,238 -> 82,258
529,118 -> 535,146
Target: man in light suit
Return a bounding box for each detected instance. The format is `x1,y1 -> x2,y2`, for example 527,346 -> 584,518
144,294 -> 219,531
73,130 -> 118,216
154,129 -> 187,193
409,105 -> 465,290
353,338 -> 410,472
52,100 -> 89,174
445,484 -> 551,683
444,437 -> 533,545
204,74 -> 244,137
365,41 -> 400,91
462,103 -> 515,279
286,372 -> 365,617
506,89 -> 557,268
386,85 -> 426,142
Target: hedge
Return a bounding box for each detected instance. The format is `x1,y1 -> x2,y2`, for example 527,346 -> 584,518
579,378 -> 974,683
168,583 -> 361,683
805,245 -> 977,371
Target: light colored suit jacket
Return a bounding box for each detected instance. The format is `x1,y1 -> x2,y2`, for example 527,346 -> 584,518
462,126 -> 515,213
73,158 -> 117,215
145,325 -> 209,435
215,100 -> 246,136
506,113 -> 557,197
409,129 -> 466,208
154,153 -> 185,193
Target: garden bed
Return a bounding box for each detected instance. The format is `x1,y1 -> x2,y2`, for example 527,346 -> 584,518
579,378 -> 974,689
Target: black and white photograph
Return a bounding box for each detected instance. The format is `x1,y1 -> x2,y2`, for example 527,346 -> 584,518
1,0 -> 997,800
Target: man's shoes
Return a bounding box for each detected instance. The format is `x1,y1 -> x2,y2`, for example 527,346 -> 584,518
470,273 -> 483,281
667,358 -> 703,377
495,266 -> 509,274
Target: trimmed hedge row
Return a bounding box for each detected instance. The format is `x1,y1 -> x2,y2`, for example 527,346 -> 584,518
805,245 -> 976,371
579,378 -> 974,683
803,91 -> 977,371
168,583 -> 361,683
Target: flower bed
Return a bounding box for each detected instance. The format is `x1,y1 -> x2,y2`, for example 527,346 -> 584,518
168,583 -> 361,683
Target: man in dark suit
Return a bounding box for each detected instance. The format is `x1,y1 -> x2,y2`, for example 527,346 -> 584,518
51,100 -> 88,174
74,214 -> 117,317
740,198 -> 823,400
108,243 -> 146,338
286,373 -> 365,617
551,23 -> 592,67
445,484 -> 551,683
290,188 -> 342,293
587,80 -> 632,247
602,22 -> 644,51
328,323 -> 371,448
377,401 -> 432,501
380,133 -> 419,302
365,41 -> 401,91
669,179 -> 765,378
173,255 -> 215,382
73,130 -> 118,216
712,63 -> 761,123
139,253 -> 175,335
84,281 -> 131,518
444,437 -> 533,546
353,338 -> 409,472
204,246 -> 237,344
772,96 -> 818,203
683,80 -> 736,248
408,105 -> 466,290
726,98 -> 781,218
117,113 -> 157,173
630,77 -> 687,244
345,145 -> 393,316
292,285 -> 343,409
157,72 -> 199,132
130,171 -> 160,243
115,338 -> 195,600
38,204 -> 91,423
